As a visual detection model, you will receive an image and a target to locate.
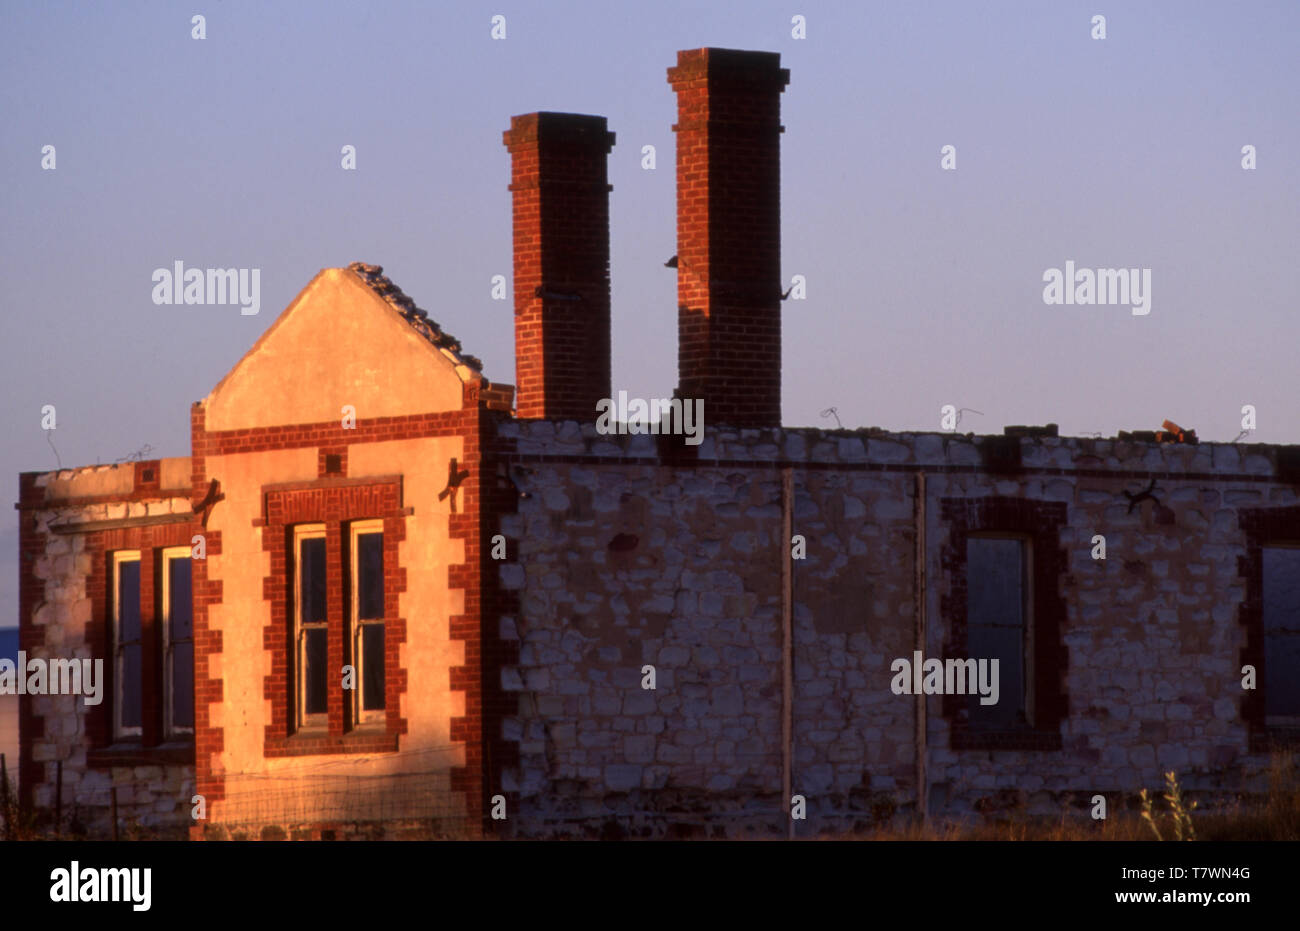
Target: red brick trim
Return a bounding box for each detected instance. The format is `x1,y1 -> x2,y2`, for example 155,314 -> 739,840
448,409 -> 520,833
318,447 -> 348,478
204,411 -> 473,457
134,460 -> 162,494
260,479 -> 408,757
939,497 -> 1069,751
16,473 -> 47,808
189,404 -> 226,813
1237,505 -> 1300,752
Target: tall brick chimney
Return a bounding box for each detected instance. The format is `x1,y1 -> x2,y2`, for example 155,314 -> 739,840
503,112 -> 615,420
668,48 -> 789,427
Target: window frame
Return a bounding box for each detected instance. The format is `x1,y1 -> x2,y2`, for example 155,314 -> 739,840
349,519 -> 387,728
293,523 -> 329,733
260,477 -> 407,758
939,496 -> 1068,752
111,550 -> 143,740
160,545 -> 195,739
1238,505 -> 1300,751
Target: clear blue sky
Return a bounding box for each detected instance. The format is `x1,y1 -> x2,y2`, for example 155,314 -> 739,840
2,0 -> 1298,624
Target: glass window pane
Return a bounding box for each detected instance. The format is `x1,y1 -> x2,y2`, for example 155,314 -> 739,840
967,538 -> 1023,630
301,537 -> 327,624
358,533 -> 384,620
967,538 -> 1025,728
305,627 -> 328,716
169,557 -> 193,641
362,624 -> 385,711
118,560 -> 141,642
173,641 -> 194,729
1262,547 -> 1300,634
968,626 -> 1023,727
121,643 -> 142,728
1264,633 -> 1300,717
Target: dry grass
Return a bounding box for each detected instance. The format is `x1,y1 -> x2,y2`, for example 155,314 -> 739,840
1189,752 -> 1300,841
824,753 -> 1300,841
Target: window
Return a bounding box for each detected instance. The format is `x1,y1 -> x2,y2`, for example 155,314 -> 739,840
88,527 -> 198,765
294,525 -> 329,730
350,521 -> 386,725
262,479 -> 405,756
112,551 -> 143,739
940,496 -> 1067,751
1262,545 -> 1300,723
161,547 -> 195,737
966,536 -> 1032,729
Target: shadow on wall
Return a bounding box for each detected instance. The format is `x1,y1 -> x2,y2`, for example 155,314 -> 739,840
0,628 -> 17,792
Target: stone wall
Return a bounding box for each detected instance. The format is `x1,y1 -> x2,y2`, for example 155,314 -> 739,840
21,464 -> 195,838
494,420 -> 1294,836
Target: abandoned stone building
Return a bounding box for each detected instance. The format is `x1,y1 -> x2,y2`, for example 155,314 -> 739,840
14,47 -> 1300,840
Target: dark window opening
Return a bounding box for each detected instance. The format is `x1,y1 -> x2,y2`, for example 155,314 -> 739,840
1263,546 -> 1300,719
354,528 -> 385,717
116,558 -> 142,734
167,555 -> 195,732
297,533 -> 329,722
966,536 -> 1029,730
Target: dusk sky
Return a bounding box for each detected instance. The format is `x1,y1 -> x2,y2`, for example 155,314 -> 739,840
2,0 -> 1297,623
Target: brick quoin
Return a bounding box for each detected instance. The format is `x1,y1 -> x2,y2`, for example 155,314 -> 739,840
16,473 -> 48,808
504,112 -> 615,421
668,48 -> 789,428
189,403 -> 227,819
449,403 -> 521,833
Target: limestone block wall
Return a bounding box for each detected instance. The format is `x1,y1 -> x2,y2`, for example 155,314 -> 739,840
20,465 -> 196,838
495,421 -> 1292,836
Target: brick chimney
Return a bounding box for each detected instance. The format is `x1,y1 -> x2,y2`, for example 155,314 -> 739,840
668,48 -> 789,428
503,112 -> 615,420
670,49 -> 790,426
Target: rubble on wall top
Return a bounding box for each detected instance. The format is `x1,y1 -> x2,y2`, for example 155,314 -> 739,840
347,262 -> 484,374
33,462 -> 130,485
